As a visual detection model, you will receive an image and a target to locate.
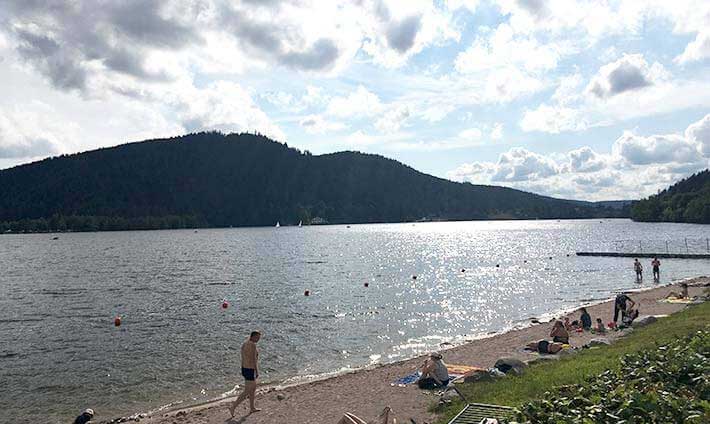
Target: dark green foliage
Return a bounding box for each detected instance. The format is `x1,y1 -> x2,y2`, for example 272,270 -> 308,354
632,170 -> 710,223
0,132 -> 627,233
515,330 -> 710,423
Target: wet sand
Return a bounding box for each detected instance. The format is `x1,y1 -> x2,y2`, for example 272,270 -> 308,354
114,278 -> 707,424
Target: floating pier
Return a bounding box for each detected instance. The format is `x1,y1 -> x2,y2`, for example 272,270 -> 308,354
576,252 -> 710,259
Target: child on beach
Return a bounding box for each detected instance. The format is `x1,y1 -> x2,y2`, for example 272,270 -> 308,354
563,317 -> 573,331
593,318 -> 606,334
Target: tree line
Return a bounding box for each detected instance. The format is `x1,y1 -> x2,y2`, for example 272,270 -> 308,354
631,169 -> 710,224
0,132 -> 629,233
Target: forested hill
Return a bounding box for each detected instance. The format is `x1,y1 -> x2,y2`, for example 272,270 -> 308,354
631,170 -> 710,223
0,132 -> 628,232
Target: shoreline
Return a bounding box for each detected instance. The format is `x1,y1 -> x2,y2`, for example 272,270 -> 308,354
101,276 -> 708,424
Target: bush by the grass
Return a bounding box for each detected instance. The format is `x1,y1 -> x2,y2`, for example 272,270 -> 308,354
515,329 -> 709,423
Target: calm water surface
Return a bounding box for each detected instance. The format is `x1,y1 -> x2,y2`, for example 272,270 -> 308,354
1,219 -> 709,423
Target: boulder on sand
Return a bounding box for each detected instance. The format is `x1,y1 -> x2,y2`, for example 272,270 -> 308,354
494,357 -> 527,375
632,315 -> 657,328
588,338 -> 610,347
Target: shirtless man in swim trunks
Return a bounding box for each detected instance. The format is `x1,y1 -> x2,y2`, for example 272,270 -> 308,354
229,331 -> 261,417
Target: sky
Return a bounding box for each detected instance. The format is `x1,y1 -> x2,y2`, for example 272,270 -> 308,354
1,0 -> 709,201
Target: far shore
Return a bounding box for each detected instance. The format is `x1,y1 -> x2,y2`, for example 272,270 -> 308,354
94,276 -> 709,424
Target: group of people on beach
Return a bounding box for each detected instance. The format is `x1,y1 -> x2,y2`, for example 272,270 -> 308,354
526,292 -> 640,355
634,257 -> 661,282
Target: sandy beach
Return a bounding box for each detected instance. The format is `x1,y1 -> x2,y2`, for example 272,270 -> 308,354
111,278 -> 707,424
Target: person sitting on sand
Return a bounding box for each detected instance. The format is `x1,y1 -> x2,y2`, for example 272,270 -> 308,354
621,307 -> 639,327
580,308 -> 592,330
229,331 -> 262,417
550,320 -> 569,344
525,340 -> 564,354
592,318 -> 606,334
666,283 -> 690,299
417,352 -> 449,389
614,293 -> 635,324
73,409 -> 94,424
634,259 -> 643,281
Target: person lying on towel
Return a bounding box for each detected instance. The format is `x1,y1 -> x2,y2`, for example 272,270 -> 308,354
417,352 -> 449,389
525,339 -> 564,354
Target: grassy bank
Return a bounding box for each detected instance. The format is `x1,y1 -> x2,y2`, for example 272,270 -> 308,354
436,301 -> 710,423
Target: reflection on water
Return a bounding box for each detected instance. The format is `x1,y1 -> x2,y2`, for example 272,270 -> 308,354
1,219 -> 709,423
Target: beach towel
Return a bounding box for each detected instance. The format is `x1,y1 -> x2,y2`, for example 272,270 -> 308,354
391,371 -> 421,386
446,364 -> 483,377
658,297 -> 703,304
391,364 -> 484,386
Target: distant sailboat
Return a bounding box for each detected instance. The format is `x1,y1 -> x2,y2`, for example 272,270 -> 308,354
275,221 -> 280,227
298,221 -> 302,227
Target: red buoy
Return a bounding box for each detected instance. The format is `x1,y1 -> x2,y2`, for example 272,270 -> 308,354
222,301 -> 229,309
304,290 -> 310,296
114,316 -> 121,327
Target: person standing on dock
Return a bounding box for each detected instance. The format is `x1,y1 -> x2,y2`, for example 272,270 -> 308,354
614,293 -> 635,324
633,259 -> 643,281
229,331 -> 262,417
651,257 -> 661,281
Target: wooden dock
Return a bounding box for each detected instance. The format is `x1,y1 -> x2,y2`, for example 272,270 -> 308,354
576,252 -> 710,259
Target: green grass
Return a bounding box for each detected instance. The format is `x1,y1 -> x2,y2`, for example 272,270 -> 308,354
435,301 -> 710,423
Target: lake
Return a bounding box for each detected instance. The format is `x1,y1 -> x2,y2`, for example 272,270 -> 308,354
1,219 -> 709,423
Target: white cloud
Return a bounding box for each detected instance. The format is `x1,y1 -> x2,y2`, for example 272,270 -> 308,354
361,0 -> 461,68
586,54 -> 667,99
612,131 -> 702,166
458,127 -> 483,140
455,24 -> 566,74
299,114 -> 347,134
446,0 -> 480,13
676,30 -> 710,64
686,113 -> 710,157
168,80 -> 286,141
448,114 -> 710,200
520,103 -> 588,133
551,73 -> 583,105
325,85 -> 383,118
491,147 -> 559,182
490,122 -> 504,140
375,105 -> 411,133
0,102 -> 76,159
